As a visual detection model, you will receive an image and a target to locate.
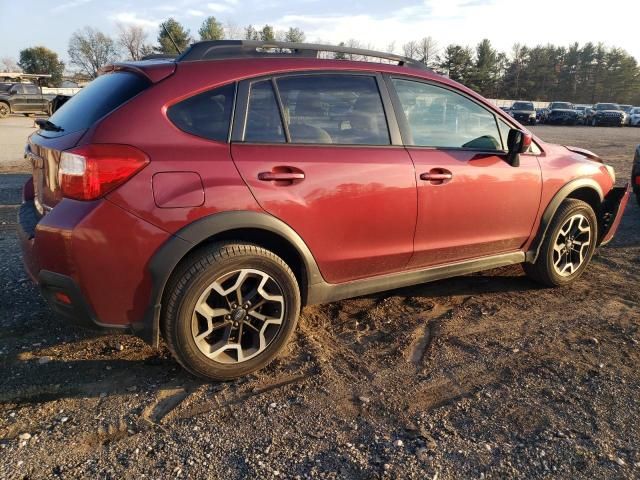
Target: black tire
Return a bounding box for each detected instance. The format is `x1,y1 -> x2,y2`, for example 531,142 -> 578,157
524,199 -> 597,287
162,243 -> 301,381
0,102 -> 9,119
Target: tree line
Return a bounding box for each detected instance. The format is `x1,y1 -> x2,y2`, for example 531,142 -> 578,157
434,39 -> 640,105
4,17 -> 639,105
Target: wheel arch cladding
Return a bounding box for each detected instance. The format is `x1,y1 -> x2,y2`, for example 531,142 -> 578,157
526,178 -> 603,263
132,210 -> 324,347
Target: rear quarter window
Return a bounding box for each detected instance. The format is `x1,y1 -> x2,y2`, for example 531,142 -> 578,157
167,83 -> 235,141
47,71 -> 150,136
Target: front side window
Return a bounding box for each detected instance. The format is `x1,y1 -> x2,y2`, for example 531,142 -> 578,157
392,78 -> 502,150
276,75 -> 390,145
167,83 -> 235,141
244,80 -> 285,143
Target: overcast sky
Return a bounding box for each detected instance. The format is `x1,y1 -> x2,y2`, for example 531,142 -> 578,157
1,0 -> 638,65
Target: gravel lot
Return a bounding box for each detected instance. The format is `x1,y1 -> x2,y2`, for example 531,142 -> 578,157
0,121 -> 639,479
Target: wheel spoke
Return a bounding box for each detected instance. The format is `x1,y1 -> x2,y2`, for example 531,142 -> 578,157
552,213 -> 592,278
190,268 -> 286,365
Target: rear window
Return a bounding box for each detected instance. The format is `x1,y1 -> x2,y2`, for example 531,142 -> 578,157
47,71 -> 150,136
167,83 -> 235,141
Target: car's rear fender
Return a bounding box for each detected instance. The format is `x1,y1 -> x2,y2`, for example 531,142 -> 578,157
133,210 -> 324,347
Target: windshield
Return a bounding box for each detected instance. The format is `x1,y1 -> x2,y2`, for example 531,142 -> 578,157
512,102 -> 534,110
550,102 -> 573,110
596,103 -> 621,111
575,106 -> 586,111
46,71 -> 150,136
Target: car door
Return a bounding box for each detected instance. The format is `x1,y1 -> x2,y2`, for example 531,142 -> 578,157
231,73 -> 417,284
10,84 -> 29,112
23,84 -> 41,111
387,76 -> 542,268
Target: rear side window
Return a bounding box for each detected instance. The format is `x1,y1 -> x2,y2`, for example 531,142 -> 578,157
168,83 -> 235,141
24,84 -> 39,95
276,75 -> 390,145
244,80 -> 285,143
47,72 -> 150,136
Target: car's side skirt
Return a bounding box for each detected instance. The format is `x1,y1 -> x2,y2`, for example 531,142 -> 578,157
306,251 -> 525,304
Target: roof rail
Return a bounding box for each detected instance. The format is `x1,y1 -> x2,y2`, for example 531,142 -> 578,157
140,53 -> 178,61
176,40 -> 430,70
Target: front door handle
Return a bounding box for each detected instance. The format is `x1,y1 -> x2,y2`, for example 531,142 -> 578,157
420,169 -> 453,184
258,171 -> 305,181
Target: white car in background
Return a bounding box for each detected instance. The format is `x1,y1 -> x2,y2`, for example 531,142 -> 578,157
629,107 -> 640,127
620,105 -> 633,125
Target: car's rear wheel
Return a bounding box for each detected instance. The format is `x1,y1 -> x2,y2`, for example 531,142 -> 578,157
162,243 -> 301,380
524,199 -> 597,287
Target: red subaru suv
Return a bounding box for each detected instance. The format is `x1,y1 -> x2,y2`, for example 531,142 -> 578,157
18,41 -> 629,380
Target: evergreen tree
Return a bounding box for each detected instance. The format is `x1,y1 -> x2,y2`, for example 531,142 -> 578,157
199,16 -> 224,41
157,18 -> 191,54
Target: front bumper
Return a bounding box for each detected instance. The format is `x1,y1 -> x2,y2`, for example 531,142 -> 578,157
547,115 -> 577,125
599,184 -> 630,245
594,116 -> 623,126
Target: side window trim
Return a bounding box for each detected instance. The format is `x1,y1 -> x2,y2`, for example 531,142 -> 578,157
233,71 -> 403,147
271,77 -> 291,143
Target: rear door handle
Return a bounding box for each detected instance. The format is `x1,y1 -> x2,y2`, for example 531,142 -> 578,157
258,171 -> 305,181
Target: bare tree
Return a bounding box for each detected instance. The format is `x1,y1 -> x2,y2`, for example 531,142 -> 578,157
224,21 -> 243,40
402,40 -> 418,59
117,24 -> 153,61
1,57 -> 20,72
68,27 -> 119,78
416,36 -> 438,67
386,41 -> 396,54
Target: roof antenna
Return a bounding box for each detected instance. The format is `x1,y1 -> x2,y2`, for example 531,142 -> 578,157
162,22 -> 182,55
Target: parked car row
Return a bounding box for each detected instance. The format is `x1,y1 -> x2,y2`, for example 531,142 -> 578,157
503,101 -> 639,127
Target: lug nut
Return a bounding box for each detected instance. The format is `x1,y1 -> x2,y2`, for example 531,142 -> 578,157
225,314 -> 231,320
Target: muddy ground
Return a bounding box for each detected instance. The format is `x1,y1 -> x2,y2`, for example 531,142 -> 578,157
0,124 -> 639,479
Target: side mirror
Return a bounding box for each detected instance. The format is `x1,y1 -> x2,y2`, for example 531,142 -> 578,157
506,129 -> 532,167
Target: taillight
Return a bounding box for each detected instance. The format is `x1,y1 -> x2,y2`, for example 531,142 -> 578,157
59,144 -> 149,200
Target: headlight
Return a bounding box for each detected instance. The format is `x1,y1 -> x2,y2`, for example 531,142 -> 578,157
605,164 -> 616,183
529,113 -> 536,118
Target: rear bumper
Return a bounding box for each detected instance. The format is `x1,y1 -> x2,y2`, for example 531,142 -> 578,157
599,184 -> 630,245
18,200 -> 121,332
39,270 -> 126,331
17,186 -> 172,340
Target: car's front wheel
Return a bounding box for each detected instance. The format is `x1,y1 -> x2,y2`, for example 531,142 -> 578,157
162,243 -> 301,380
524,199 -> 597,287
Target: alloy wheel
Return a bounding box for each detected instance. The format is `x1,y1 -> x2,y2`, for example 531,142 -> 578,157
190,268 -> 285,364
552,214 -> 592,277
